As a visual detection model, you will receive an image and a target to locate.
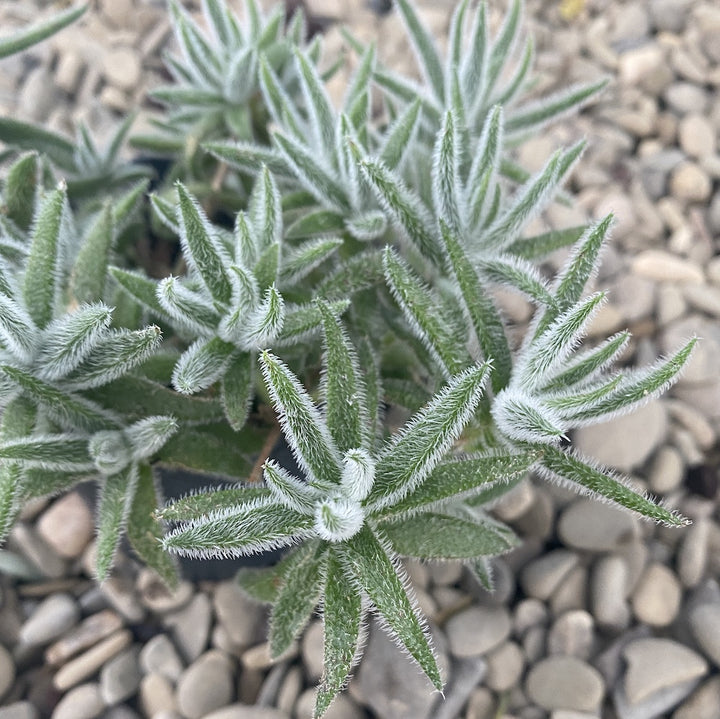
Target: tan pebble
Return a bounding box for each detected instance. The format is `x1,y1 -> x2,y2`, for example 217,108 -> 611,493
55,51 -> 85,95
631,563 -> 682,626
678,114 -> 716,158
632,250 -> 704,283
102,47 -> 142,90
45,610 -> 123,665
36,492 -> 93,560
100,85 -> 130,113
53,629 -> 133,691
51,682 -> 104,719
137,569 -> 193,613
683,283 -> 720,319
140,673 -> 178,717
241,640 -> 298,670
670,161 -> 712,203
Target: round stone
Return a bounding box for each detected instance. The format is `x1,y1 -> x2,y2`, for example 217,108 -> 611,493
631,562 -> 682,626
445,606 -> 511,658
558,500 -> 637,552
520,550 -> 579,601
51,683 -> 105,719
485,641 -> 524,692
36,493 -> 94,559
0,644 -> 16,700
547,611 -> 595,660
101,47 -> 142,90
213,582 -> 267,648
525,656 -> 604,712
176,650 -> 235,719
689,603 -> 720,667
670,162 -> 712,203
19,593 -> 80,646
678,115 -> 716,159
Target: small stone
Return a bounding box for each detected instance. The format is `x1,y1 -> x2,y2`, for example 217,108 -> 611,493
214,582 -> 267,648
434,656 -> 486,719
36,493 -> 93,560
51,683 -> 104,719
513,599 -> 548,636
632,250 -> 705,284
176,650 -> 235,719
648,446 -> 685,494
45,610 -> 123,666
591,556 -> 631,631
672,676 -> 720,719
551,713 -> 600,719
53,629 -> 133,691
678,519 -> 710,588
140,673 -> 178,717
671,162 -> 713,203
0,644 -> 16,701
558,500 -> 637,552
164,592 -> 211,663
427,561 -> 463,587
649,0 -> 692,31
348,621 -> 445,719
492,480 -> 536,522
137,570 -> 193,613
18,66 -> 61,123
139,633 -> 185,682
667,401 -> 716,451
100,576 -> 145,624
521,550 -> 579,601
102,47 -> 142,90
242,640 -> 298,670
683,284 -> 720,318
485,642 -> 524,692
54,51 -> 84,95
19,593 -> 80,646
574,400 -> 667,472
526,656 -> 604,713
630,563 -> 682,626
301,621 -> 324,683
678,115 -> 716,159
9,524 -> 67,579
100,646 -> 141,704
550,565 -> 588,616
547,611 -> 595,660
623,638 -> 708,705
465,687 -> 495,719
0,702 -> 38,719
204,708 -> 291,719
619,45 -> 664,86
664,82 -> 709,115
445,606 -> 511,658
689,603 -> 720,667
276,666 -> 302,715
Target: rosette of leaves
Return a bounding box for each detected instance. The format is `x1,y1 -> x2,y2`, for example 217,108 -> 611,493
111,170 -> 346,431
134,0 -> 323,157
159,304 -> 539,716
0,178 -> 186,582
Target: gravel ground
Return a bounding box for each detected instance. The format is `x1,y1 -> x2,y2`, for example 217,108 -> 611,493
1,1 -> 720,718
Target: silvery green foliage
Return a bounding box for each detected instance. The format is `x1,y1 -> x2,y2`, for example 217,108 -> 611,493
160,306 -> 536,717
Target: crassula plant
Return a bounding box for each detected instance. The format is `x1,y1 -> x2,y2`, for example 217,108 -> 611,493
0,0 -> 696,715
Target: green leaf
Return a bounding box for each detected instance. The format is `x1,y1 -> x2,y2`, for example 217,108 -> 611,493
236,546 -> 307,604
466,104 -> 503,229
176,183 -> 232,305
0,3 -> 87,59
354,150 -> 440,264
113,179 -> 149,235
270,545 -> 327,657
319,302 -> 369,453
157,277 -> 221,333
506,78 -> 609,135
315,550 -> 363,718
157,484 -> 270,523
369,362 -> 490,509
62,325 -> 164,391
37,303 -> 113,380
395,0 -> 444,102
285,210 -> 345,240
484,0 -> 522,103
258,57 -> 304,138
172,336 -> 236,395
492,389 -> 564,443
276,300 -> 350,346
440,222 -> 511,392
205,140 -> 289,176
253,242 -> 280,291
460,1 -> 488,110
432,111 -> 462,232
544,375 -> 623,413
0,365 -> 119,432
0,464 -> 22,543
249,167 -> 282,253
318,251 -> 384,301
70,203 -> 114,305
447,0 -> 471,73
562,338 -> 698,423
0,293 -> 38,363
384,450 -> 539,518
260,351 -> 342,490
540,445 -> 689,526
110,268 -> 168,320
23,185 -> 68,329
127,463 -> 178,589
341,526 -> 442,690
263,460 -> 316,514
0,119 -> 75,171
520,292 -> 606,389
506,225 -> 586,260
540,331 -> 630,392
379,98 -> 422,172
383,247 -> 468,378
477,256 -> 555,308
492,36 -> 533,107
239,285 -> 284,349
221,352 -> 253,431
274,132 -> 348,211
3,153 -> 38,231
0,435 -> 94,471
380,512 -> 517,560
202,0 -> 234,46
126,416 -> 178,461
281,238 -> 343,285
373,69 -> 441,123
96,464 -> 138,581
294,49 -> 335,152
162,498 -> 314,558
468,557 -> 494,592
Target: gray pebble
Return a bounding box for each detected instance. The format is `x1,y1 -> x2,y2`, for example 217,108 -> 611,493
521,550 -> 579,601
445,606 -> 511,658
513,598 -> 548,636
649,0 -> 692,32
547,611 -> 595,660
294,689 -> 363,719
688,603 -> 720,667
630,562 -> 682,627
100,646 -> 142,704
213,582 -> 267,648
50,682 -> 104,719
0,703 -> 38,719
672,676 -> 720,719
176,650 -> 235,719
485,642 -> 524,692
300,621 -> 324,683
164,592 -> 211,663
678,519 -> 710,588
525,655 -> 605,713
648,446 -> 685,494
139,633 -> 185,683
0,644 -> 15,701
549,565 -> 588,616
204,708 -> 291,719
275,666 -> 302,714
19,594 -> 80,646
139,673 -> 178,717
558,500 -> 637,552
614,677 -> 702,719
591,556 -> 631,631
522,625 -> 546,665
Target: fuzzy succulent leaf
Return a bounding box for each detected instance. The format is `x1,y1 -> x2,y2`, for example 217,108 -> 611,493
172,337 -> 235,395
0,293 -> 38,364
70,204 -> 114,305
506,225 -> 586,260
4,153 -> 39,231
109,268 -> 168,320
221,352 -> 253,431
0,435 -> 94,472
341,525 -> 442,691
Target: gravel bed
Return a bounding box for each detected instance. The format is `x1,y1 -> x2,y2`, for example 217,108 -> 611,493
1,1 -> 719,718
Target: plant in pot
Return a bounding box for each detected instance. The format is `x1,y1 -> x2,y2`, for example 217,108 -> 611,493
0,0 -> 695,716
